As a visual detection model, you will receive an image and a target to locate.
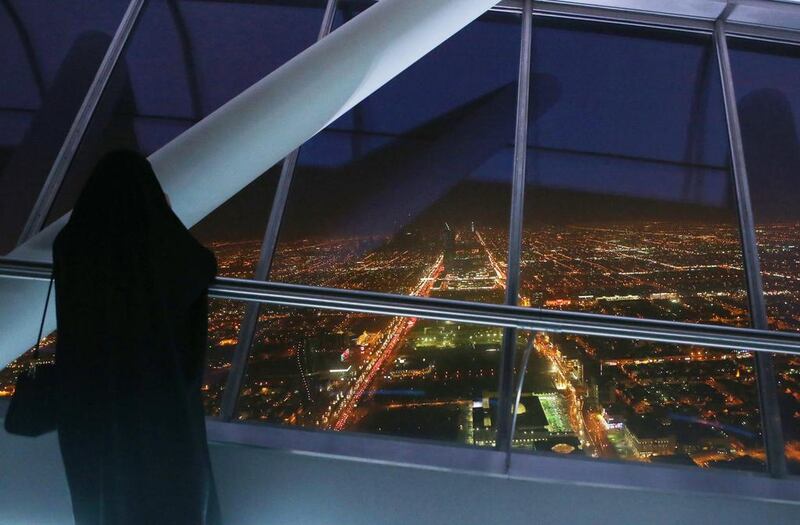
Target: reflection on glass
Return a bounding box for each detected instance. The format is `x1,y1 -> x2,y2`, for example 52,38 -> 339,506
41,0 -> 325,277
729,38 -> 800,473
236,306 -> 503,445
506,19 -> 764,472
0,0 -> 129,254
512,332 -> 765,471
270,9 -> 519,303
730,39 -> 800,332
522,19 -> 748,325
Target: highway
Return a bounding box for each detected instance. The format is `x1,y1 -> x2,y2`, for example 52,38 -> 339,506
328,254 -> 445,431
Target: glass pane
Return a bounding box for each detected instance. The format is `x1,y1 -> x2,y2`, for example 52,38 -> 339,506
43,0 -> 326,277
0,0 -> 129,255
729,39 -> 800,332
522,19 -> 749,328
0,332 -> 56,400
728,37 -> 800,473
202,298 -> 245,416
1,294 -> 235,417
512,331 -> 765,471
270,7 -> 519,304
511,17 -> 763,474
235,305 -> 504,446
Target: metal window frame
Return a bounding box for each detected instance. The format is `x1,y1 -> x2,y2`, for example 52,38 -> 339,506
200,417 -> 800,504
496,0 -> 533,453
497,0 -> 800,45
4,0 -> 800,491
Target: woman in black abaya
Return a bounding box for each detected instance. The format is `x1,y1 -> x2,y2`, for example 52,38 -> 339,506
52,150 -> 222,524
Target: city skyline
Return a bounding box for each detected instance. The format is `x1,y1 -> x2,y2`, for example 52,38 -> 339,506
195,217 -> 800,472
3,214 -> 798,474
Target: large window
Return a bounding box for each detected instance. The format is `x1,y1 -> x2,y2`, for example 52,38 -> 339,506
503,19 -> 764,471
43,0 -> 326,278
729,37 -> 800,473
4,0 -> 800,489
729,39 -> 800,333
0,0 -> 130,255
226,3 -> 522,445
0,0 -> 327,413
522,20 -> 747,326
269,5 -> 519,305
0,0 -> 129,398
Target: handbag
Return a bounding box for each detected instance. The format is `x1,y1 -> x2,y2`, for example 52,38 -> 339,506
4,276 -> 58,437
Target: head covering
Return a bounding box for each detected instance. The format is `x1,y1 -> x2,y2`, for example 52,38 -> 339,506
57,150 -> 214,300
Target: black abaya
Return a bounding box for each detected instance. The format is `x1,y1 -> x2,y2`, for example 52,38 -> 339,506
52,150 -> 221,524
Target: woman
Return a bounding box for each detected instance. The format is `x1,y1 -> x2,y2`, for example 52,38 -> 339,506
52,150 -> 222,524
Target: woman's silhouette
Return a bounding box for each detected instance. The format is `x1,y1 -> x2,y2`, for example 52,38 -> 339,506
52,150 -> 221,524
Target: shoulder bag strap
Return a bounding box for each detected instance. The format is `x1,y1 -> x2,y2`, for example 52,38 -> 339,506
31,276 -> 54,363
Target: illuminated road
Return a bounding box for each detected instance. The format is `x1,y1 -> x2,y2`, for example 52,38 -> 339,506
533,334 -> 618,458
475,229 -> 506,288
534,336 -> 585,435
329,255 -> 445,431
584,411 -> 618,459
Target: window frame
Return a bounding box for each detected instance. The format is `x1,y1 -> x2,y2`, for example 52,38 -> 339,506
2,0 -> 800,497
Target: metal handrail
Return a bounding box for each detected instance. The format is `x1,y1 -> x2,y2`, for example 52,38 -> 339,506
3,258 -> 800,356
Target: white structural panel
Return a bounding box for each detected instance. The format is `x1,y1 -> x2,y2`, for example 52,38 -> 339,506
0,0 -> 500,368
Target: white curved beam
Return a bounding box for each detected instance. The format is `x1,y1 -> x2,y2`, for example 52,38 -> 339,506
0,0 -> 499,368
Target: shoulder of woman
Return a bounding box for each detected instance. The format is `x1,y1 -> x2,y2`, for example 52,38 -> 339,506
202,245 -> 218,276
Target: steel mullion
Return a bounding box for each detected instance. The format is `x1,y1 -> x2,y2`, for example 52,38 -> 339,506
714,12 -> 788,477
16,0 -> 147,245
496,1 -> 530,456
218,0 -> 339,422
497,0 -> 533,455
217,150 -> 297,421
507,332 -> 535,469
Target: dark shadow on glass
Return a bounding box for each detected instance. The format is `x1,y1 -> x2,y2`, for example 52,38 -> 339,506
270,10 -> 535,307
41,0 -> 326,279
0,23 -> 119,253
730,37 -> 800,473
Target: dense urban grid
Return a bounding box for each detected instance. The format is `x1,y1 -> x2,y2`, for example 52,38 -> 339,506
2,221 -> 799,472
203,220 -> 799,471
